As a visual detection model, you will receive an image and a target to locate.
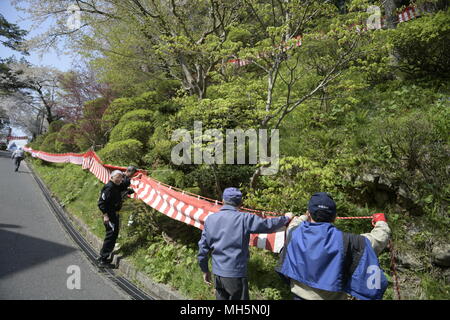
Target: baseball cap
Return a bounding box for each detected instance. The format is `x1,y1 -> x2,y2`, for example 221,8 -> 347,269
222,187 -> 242,206
308,192 -> 337,217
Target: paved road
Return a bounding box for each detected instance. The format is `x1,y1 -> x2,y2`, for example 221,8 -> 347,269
0,150 -> 129,300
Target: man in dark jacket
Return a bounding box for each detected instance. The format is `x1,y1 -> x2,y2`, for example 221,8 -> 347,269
97,170 -> 125,267
118,166 -> 139,201
198,187 -> 293,300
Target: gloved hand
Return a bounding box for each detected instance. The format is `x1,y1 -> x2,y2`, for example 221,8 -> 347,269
372,213 -> 387,226
284,212 -> 294,220
127,188 -> 135,195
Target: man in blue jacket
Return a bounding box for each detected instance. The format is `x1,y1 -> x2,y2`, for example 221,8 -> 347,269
276,192 -> 391,300
198,187 -> 292,300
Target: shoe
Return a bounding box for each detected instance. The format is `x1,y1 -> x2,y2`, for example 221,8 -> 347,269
97,260 -> 114,268
97,255 -> 112,264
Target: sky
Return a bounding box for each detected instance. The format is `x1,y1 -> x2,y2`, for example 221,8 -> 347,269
0,0 -> 74,71
1,0 -> 75,140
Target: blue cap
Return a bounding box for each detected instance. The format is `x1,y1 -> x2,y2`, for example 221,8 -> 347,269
308,192 -> 336,217
222,187 -> 242,206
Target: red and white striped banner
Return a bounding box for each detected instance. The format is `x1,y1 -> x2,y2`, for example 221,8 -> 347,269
24,146 -> 287,253
82,150 -> 111,184
7,136 -> 29,141
129,176 -> 286,252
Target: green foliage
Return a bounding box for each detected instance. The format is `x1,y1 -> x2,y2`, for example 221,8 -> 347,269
144,125 -> 174,167
40,132 -> 59,152
420,273 -> 450,300
0,14 -> 28,52
389,9 -> 450,79
97,139 -> 143,166
28,134 -> 46,150
73,132 -> 92,151
365,108 -> 449,215
109,121 -> 152,145
244,155 -> 359,216
48,120 -> 66,134
55,123 -> 80,153
120,109 -> 154,123
102,91 -> 163,130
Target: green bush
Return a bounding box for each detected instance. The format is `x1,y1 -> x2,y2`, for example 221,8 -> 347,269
144,126 -> 174,166
74,132 -> 92,152
363,108 -> 449,217
102,92 -> 159,129
109,121 -> 152,145
28,134 -> 47,150
55,123 -> 80,153
48,120 -> 67,134
102,98 -> 139,130
97,139 -> 143,166
389,9 -> 450,79
40,132 -> 59,152
120,109 -> 154,123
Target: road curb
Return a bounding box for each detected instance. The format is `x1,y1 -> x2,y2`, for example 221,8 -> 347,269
26,160 -> 187,300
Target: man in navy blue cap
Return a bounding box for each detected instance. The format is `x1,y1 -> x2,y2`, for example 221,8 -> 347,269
198,187 -> 293,300
276,192 -> 391,300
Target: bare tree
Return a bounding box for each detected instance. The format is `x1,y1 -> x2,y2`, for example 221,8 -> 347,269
0,92 -> 45,138
5,62 -> 65,124
13,0 -> 243,98
58,62 -> 115,121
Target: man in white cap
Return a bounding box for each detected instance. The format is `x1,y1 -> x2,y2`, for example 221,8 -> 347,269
97,170 -> 124,267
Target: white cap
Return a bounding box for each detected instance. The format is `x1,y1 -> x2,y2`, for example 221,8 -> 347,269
110,170 -> 123,179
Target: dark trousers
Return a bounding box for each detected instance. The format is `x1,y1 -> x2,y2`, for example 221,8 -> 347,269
99,213 -> 120,261
214,275 -> 249,300
13,157 -> 22,171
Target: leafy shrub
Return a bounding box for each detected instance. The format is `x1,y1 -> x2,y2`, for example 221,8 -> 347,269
120,109 -> 154,123
74,132 -> 92,151
144,126 -> 174,166
102,91 -> 160,129
364,108 -> 449,217
48,120 -> 67,134
97,139 -> 143,166
40,132 -> 59,152
389,9 -> 450,79
28,134 -> 46,150
55,123 -> 80,153
109,121 -> 152,145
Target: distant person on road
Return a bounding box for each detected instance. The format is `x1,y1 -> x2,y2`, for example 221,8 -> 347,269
198,187 -> 293,300
11,147 -> 24,172
97,170 -> 125,268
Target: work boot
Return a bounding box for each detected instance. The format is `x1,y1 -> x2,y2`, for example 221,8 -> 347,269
97,256 -> 113,267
